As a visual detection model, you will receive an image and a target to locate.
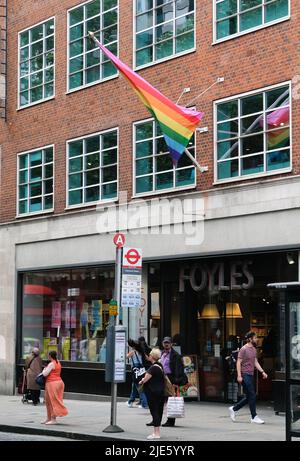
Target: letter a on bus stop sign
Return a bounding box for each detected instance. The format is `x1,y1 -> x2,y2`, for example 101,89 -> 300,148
113,233 -> 125,248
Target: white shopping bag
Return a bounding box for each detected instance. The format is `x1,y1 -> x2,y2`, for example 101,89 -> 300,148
166,396 -> 185,418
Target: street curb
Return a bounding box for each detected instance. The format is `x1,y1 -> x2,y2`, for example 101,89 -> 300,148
0,424 -> 140,441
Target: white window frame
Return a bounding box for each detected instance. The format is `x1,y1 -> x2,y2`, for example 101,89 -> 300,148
133,117 -> 196,198
66,0 -> 119,94
17,144 -> 55,217
213,81 -> 292,185
66,127 -> 119,209
18,16 -> 55,110
213,0 -> 290,44
133,0 -> 196,71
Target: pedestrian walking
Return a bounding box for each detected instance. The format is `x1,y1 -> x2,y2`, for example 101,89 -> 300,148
127,339 -> 149,409
228,331 -> 268,424
40,350 -> 68,425
160,336 -> 187,427
139,348 -> 165,439
24,347 -> 43,405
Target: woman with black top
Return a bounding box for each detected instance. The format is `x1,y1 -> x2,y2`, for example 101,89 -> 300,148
139,348 -> 165,440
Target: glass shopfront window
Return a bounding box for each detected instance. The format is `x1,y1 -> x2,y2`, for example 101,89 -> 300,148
20,266 -> 115,363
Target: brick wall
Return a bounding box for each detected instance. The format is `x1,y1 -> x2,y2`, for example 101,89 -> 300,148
0,0 -> 299,223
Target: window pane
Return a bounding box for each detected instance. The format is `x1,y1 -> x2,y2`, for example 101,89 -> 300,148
217,100 -> 238,121
20,31 -> 29,47
19,185 -> 28,200
241,93 -> 263,116
217,120 -> 239,141
218,159 -> 238,179
136,140 -> 153,158
267,149 -> 290,171
242,154 -> 264,175
103,131 -> 117,149
86,153 -> 100,169
30,167 -> 42,181
175,31 -> 194,52
29,197 -> 42,212
46,19 -> 55,36
86,0 -> 101,18
175,14 -> 194,35
86,66 -> 100,84
216,16 -> 237,39
104,0 -> 118,10
136,176 -> 153,193
30,71 -> 43,87
266,86 -> 289,109
70,39 -> 84,58
103,25 -> 117,44
70,24 -> 84,41
30,151 -> 42,167
44,164 -> 53,179
86,169 -> 100,186
87,16 -> 101,33
102,182 -> 117,199
136,47 -> 153,66
20,77 -> 29,91
103,10 -> 118,27
44,148 -> 53,163
136,12 -> 153,32
176,168 -> 195,186
86,136 -> 100,153
156,137 -> 168,154
46,36 -> 54,51
136,0 -> 153,14
102,149 -> 117,165
69,7 -> 84,26
156,154 -> 172,172
20,46 -> 29,62
69,157 -> 83,173
45,81 -> 54,97
31,41 -> 43,57
19,200 -> 28,214
85,186 -> 99,202
265,0 -> 289,23
69,72 -> 83,89
156,4 -> 173,25
44,196 -> 53,209
136,30 -> 153,49
20,61 -> 29,77
69,140 -> 83,157
19,155 -> 28,169
217,140 -> 238,160
31,24 -> 43,42
31,56 -> 43,72
103,166 -> 117,182
136,122 -> 153,140
86,50 -> 101,68
175,0 -> 194,16
45,67 -> 54,83
240,0 -> 261,12
136,158 -> 153,175
177,148 -> 194,167
241,114 -> 264,134
103,61 -> 116,78
156,171 -> 173,189
45,52 -> 54,67
267,127 -> 290,150
155,39 -> 173,60
216,0 -> 237,20
30,182 -> 42,197
19,170 -> 28,184
30,86 -> 43,103
241,134 -> 263,155
156,21 -> 173,42
240,7 -> 262,31
69,189 -> 82,205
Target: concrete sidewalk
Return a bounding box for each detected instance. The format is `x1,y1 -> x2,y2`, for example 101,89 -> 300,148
0,395 -> 285,441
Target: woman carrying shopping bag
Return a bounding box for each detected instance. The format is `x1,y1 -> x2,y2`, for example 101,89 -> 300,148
40,350 -> 68,425
139,348 -> 165,439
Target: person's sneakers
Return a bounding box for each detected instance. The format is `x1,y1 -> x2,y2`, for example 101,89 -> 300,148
147,434 -> 161,439
126,402 -> 133,408
251,416 -> 265,424
228,406 -> 236,422
146,421 -> 154,426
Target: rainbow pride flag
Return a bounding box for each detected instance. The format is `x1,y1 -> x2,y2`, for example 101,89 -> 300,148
266,106 -> 290,150
89,34 -> 204,164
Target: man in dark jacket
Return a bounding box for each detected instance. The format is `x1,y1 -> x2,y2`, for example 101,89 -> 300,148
160,336 -> 187,427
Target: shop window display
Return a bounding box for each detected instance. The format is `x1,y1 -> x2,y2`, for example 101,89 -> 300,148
21,267 -> 115,363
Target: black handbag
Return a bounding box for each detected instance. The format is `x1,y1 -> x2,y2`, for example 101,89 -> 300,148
35,374 -> 45,387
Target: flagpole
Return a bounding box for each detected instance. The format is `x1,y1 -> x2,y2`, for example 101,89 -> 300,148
184,148 -> 208,173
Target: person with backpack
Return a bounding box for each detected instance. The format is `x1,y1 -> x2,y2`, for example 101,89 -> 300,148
160,336 -> 188,427
126,339 -> 149,409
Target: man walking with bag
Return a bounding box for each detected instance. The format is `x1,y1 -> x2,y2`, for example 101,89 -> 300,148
228,331 -> 268,424
160,336 -> 187,427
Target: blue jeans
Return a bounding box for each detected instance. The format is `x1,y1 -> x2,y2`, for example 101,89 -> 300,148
232,374 -> 257,419
128,382 -> 148,408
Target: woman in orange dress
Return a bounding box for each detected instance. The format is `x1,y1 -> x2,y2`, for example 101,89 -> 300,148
41,350 -> 68,425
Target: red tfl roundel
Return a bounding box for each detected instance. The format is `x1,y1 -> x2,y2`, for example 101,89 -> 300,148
124,248 -> 141,265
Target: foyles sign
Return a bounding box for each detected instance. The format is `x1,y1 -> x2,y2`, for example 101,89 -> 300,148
179,261 -> 254,293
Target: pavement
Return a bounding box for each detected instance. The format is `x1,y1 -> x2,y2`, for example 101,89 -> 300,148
0,395 -> 288,441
